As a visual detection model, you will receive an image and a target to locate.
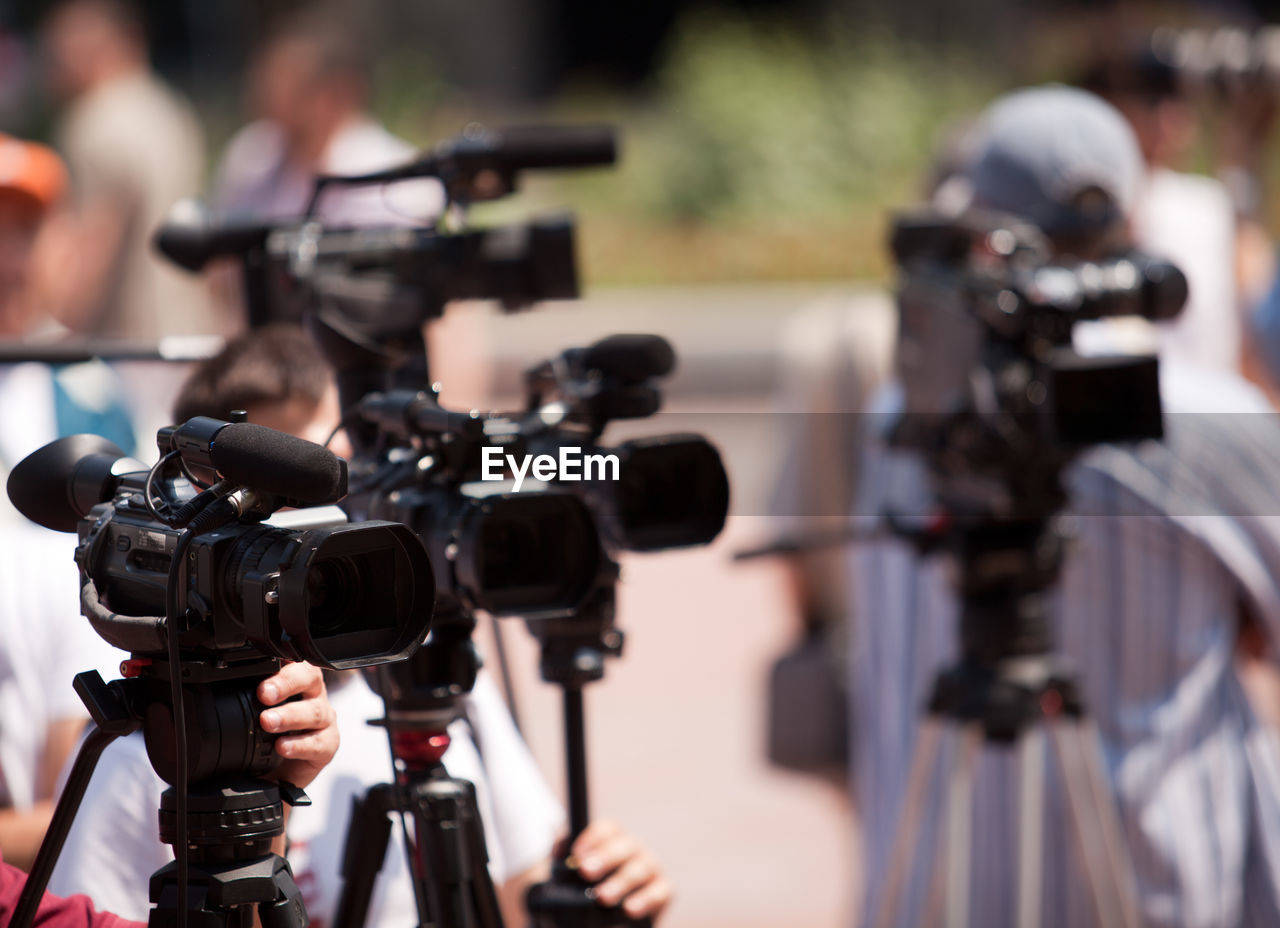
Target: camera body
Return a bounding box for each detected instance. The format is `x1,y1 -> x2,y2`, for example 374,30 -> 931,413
8,426 -> 435,672
519,334 -> 730,553
80,485 -> 429,670
888,210 -> 1186,516
521,431 -> 728,553
366,473 -> 607,619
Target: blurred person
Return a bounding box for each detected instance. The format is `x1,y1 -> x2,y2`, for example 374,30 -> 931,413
211,12 -> 442,227
852,86 -> 1280,927
0,518 -> 120,871
761,120 -> 971,785
762,294 -> 894,784
0,659 -> 338,926
0,862 -> 141,928
0,134 -> 136,874
0,133 -> 66,341
1079,44 -> 1244,375
49,325 -> 671,928
0,133 -> 134,500
38,0 -> 224,340
203,11 -> 445,332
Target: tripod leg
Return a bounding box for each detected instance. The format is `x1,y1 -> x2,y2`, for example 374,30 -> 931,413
1046,720 -> 1129,928
940,724 -> 982,928
462,798 -> 504,928
333,785 -> 396,928
1073,720 -> 1143,928
1017,728 -> 1045,928
873,717 -> 944,928
411,776 -> 504,928
12,722 -> 125,928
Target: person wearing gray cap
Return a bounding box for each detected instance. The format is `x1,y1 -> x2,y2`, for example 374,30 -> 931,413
848,85 -> 1280,927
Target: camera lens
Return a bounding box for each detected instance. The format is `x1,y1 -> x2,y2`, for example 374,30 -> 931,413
277,523 -> 434,670
229,521 -> 433,670
609,436 -> 729,551
454,492 -> 601,616
305,556 -> 363,636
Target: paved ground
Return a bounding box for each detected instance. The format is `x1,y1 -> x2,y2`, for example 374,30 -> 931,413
428,284 -> 889,928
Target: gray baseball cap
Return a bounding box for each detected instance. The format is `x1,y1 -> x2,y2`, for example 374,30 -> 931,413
963,85 -> 1144,240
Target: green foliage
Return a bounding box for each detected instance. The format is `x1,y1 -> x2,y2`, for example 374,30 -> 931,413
625,11 -> 995,223
359,9 -> 1002,284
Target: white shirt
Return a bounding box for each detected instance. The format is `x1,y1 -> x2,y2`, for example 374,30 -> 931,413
0,360 -> 141,523
48,671 -> 563,926
0,525 -> 118,810
212,118 -> 444,226
58,70 -> 216,339
850,364 -> 1280,927
1134,168 -> 1241,374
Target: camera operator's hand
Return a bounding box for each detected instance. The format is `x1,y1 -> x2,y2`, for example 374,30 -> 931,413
257,662 -> 339,790
570,819 -> 672,921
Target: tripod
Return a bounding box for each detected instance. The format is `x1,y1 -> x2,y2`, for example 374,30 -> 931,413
13,656 -> 309,928
522,579 -> 652,928
334,600 -> 504,928
873,517 -> 1142,928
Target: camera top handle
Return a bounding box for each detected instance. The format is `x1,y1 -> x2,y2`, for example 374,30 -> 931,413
306,124 -> 618,213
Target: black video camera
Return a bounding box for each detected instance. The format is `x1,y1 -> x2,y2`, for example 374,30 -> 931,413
6,418 -> 434,672
518,333 -> 730,552
157,210 -> 579,331
888,209 -> 1186,514
154,125 -> 618,331
349,389 -> 609,619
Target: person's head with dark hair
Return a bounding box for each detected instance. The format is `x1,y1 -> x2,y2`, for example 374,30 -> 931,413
246,10 -> 373,162
1074,36 -> 1195,169
41,0 -> 147,101
173,324 -> 349,455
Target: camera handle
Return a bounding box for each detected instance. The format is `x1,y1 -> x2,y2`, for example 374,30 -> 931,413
523,584 -> 652,928
12,672 -> 140,928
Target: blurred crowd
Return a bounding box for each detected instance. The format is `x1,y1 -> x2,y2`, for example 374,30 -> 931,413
0,0 -> 439,351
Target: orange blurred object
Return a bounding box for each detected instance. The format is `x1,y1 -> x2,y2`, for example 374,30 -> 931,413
0,135 -> 67,214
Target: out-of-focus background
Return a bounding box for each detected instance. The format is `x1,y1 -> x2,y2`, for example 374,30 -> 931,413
6,0 -> 1280,925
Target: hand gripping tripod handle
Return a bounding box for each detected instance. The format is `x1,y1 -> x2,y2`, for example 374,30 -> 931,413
525,872 -> 653,928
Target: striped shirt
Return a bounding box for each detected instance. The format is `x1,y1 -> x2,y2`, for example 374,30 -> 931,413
850,365 -> 1280,927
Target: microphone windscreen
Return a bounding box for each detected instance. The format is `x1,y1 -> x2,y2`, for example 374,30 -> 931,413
490,126 -> 618,170
579,334 -> 676,383
210,424 -> 347,505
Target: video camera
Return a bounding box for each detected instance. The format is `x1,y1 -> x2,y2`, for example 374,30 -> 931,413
155,125 -> 617,331
5,418 -> 436,928
349,333 -> 729,616
158,208 -> 579,330
888,209 -> 1186,517
516,333 -> 729,552
6,418 -> 434,672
